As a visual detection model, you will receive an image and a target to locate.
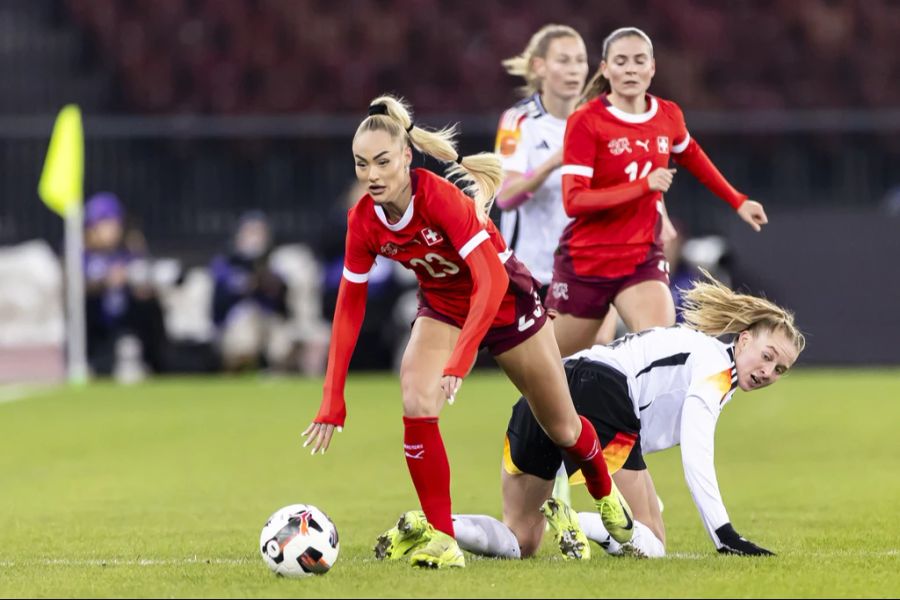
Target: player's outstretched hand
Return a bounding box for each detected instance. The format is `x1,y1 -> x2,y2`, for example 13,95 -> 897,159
302,422 -> 340,455
737,199 -> 768,232
441,375 -> 463,405
715,523 -> 775,556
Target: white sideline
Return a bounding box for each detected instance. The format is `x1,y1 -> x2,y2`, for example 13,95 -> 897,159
0,384 -> 58,406
0,557 -> 252,567
666,550 -> 898,560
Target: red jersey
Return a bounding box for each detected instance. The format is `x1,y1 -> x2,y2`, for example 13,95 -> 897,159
343,168 -> 527,328
559,94 -> 746,279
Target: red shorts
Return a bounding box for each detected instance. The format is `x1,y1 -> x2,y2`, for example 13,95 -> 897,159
415,287 -> 547,356
545,247 -> 670,320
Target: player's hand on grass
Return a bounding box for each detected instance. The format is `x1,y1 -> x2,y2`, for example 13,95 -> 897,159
302,422 -> 340,455
441,375 -> 462,405
715,523 -> 775,556
736,199 -> 768,232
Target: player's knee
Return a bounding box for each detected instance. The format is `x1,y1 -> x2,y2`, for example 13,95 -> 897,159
543,419 -> 580,448
504,518 -> 543,558
400,380 -> 441,417
517,530 -> 543,558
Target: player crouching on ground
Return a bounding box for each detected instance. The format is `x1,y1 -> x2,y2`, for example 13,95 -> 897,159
375,271 -> 804,560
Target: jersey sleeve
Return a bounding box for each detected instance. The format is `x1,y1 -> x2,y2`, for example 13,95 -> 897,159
561,108 -> 649,216
342,209 -> 377,283
670,102 -> 691,155
495,108 -> 527,171
429,182 -> 491,258
428,182 -> 508,379
502,117 -> 531,174
443,242 -> 508,377
669,104 -> 747,210
314,211 -> 376,427
679,349 -> 735,549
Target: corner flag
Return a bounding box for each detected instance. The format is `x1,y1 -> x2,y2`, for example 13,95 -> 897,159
37,104 -> 88,383
38,104 -> 84,217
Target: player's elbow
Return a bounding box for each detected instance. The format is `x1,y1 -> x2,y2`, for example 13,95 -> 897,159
562,201 -> 582,218
562,181 -> 588,217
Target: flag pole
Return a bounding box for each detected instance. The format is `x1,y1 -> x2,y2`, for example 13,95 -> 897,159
38,104 -> 87,384
64,203 -> 88,384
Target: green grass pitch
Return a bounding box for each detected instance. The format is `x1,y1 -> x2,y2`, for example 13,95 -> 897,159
1,369 -> 898,597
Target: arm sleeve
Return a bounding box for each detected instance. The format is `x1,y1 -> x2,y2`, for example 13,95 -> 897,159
495,109 -> 526,167
561,110 -> 649,217
680,396 -> 731,548
500,117 -> 530,174
680,362 -> 736,549
495,122 -> 534,211
429,185 -> 510,378
670,108 -> 746,210
315,221 -> 376,427
443,240 -> 508,377
316,276 -> 367,427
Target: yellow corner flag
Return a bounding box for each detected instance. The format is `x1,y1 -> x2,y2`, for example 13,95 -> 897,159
38,104 -> 84,217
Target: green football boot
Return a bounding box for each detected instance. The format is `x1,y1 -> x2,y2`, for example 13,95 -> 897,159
408,527 -> 465,569
540,497 -> 591,560
595,487 -> 635,545
373,510 -> 430,560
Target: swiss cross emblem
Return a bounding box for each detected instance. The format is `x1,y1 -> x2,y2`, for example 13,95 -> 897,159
657,136 -> 669,154
421,228 -> 443,246
608,137 -> 632,156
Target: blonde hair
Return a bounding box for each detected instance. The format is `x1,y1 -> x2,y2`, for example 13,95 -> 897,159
581,27 -> 654,104
503,24 -> 584,97
680,269 -> 806,354
355,94 -> 502,222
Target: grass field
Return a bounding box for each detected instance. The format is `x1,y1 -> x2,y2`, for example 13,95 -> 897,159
1,369 -> 898,597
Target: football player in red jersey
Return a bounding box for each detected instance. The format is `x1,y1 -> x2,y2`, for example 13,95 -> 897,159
494,24 -> 618,348
550,27 -> 769,357
301,95 -> 633,569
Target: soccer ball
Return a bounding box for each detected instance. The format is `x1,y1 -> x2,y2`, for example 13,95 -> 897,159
259,504 -> 340,578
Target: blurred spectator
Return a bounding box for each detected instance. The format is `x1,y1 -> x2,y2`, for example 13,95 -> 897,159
65,0 -> 900,114
881,185 -> 900,216
83,192 -> 169,379
210,210 -> 292,371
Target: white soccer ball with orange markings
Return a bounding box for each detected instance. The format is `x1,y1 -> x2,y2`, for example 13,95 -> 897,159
259,504 -> 339,578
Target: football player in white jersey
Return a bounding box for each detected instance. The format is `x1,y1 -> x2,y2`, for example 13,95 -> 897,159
373,272 -> 804,561
494,25 -> 586,293
494,23 -> 615,507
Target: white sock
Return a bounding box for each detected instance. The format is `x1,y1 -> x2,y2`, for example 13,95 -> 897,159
452,514 -> 522,559
577,512 -> 666,558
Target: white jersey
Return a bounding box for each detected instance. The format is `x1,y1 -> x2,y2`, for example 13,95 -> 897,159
570,326 -> 739,549
494,93 -> 571,284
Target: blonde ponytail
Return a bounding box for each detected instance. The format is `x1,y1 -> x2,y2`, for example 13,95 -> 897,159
580,67 -> 610,105
503,24 -> 583,97
357,94 -> 502,222
680,269 -> 806,353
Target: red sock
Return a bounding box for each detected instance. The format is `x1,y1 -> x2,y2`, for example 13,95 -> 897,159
403,416 -> 454,536
562,416 -> 612,499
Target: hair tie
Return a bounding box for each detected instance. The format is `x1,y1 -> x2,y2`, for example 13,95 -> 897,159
405,121 -> 415,134
455,154 -> 464,165
367,103 -> 388,116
